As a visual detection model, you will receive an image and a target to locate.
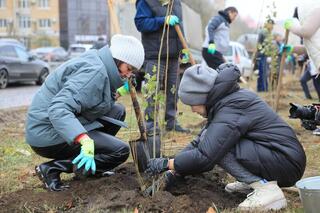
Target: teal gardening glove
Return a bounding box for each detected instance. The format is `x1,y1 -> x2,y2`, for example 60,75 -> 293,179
279,44 -> 294,55
165,15 -> 179,26
72,135 -> 96,174
117,80 -> 130,97
207,43 -> 216,54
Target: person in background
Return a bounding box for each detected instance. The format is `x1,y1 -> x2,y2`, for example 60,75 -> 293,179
134,0 -> 190,134
25,35 -> 145,191
284,3 -> 320,74
202,7 -> 238,69
91,36 -> 107,50
300,59 -> 320,101
146,63 -> 306,211
284,3 -> 320,135
256,19 -> 274,92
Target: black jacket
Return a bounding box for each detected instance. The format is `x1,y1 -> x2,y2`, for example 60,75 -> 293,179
174,64 -> 306,187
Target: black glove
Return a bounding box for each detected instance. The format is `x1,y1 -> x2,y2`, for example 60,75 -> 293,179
145,158 -> 169,176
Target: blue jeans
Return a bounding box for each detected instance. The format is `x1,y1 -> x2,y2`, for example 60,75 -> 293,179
257,55 -> 269,92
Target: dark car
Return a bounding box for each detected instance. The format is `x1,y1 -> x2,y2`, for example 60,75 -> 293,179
0,43 -> 50,89
31,47 -> 69,62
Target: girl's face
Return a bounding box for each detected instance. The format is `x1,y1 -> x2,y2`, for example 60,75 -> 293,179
118,63 -> 135,79
191,105 -> 207,118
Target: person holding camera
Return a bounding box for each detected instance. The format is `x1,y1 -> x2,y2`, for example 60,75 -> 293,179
146,63 -> 306,211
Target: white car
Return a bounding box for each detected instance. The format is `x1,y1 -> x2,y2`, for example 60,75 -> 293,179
224,41 -> 253,78
68,44 -> 92,58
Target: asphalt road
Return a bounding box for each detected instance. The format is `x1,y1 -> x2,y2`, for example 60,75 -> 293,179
0,62 -> 63,110
0,83 -> 40,109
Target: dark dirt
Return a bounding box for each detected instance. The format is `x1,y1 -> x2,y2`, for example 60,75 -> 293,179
0,163 -> 246,212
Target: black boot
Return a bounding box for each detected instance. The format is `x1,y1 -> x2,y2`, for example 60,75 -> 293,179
35,160 -> 73,191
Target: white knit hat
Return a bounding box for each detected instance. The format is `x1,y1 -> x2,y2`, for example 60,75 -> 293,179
110,34 -> 145,70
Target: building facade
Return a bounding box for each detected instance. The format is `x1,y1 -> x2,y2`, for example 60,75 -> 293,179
59,0 -> 109,49
0,0 -> 60,48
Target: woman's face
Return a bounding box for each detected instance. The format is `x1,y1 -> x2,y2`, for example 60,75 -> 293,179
191,105 -> 207,118
118,63 -> 135,78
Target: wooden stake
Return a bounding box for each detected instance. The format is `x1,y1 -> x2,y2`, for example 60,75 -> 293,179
275,29 -> 290,112
107,0 -> 121,35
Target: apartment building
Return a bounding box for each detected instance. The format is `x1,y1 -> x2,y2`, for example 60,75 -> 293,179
0,0 -> 60,48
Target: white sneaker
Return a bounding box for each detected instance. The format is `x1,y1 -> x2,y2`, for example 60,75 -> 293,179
238,181 -> 287,211
225,181 -> 252,194
313,128 -> 320,136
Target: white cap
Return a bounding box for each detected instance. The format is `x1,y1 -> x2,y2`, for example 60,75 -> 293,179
110,34 -> 145,70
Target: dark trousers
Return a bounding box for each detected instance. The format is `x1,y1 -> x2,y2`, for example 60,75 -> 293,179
257,55 -> 269,92
300,66 -> 320,101
31,103 -> 130,173
143,58 -> 180,130
202,48 -> 225,70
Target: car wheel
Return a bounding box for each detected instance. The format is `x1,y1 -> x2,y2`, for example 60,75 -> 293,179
36,68 -> 49,85
0,69 -> 8,89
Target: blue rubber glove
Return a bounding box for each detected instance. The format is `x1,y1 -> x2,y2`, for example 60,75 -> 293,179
279,44 -> 294,54
207,43 -> 216,54
165,15 -> 179,26
72,135 -> 96,174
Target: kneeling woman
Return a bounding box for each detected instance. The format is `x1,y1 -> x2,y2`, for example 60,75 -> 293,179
25,35 -> 145,191
146,64 -> 306,211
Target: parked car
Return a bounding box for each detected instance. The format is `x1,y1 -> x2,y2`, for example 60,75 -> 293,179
30,47 -> 69,62
224,41 -> 253,78
0,38 -> 26,50
68,44 -> 92,58
0,43 -> 50,89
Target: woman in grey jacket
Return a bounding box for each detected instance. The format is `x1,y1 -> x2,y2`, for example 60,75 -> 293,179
25,35 -> 145,191
202,7 -> 238,69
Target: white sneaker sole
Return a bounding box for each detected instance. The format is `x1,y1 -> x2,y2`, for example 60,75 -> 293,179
238,198 -> 287,212
225,186 -> 252,194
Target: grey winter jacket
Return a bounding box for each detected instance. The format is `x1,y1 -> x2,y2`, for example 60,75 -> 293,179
174,64 -> 306,187
25,46 -> 124,147
203,11 -> 231,54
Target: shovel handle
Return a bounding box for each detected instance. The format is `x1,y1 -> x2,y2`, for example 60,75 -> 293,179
174,25 -> 196,65
128,78 -> 147,141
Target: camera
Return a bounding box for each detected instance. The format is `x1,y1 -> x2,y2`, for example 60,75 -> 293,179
289,103 -> 320,130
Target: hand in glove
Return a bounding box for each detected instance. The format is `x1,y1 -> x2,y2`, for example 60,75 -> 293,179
145,158 -> 169,176
116,76 -> 137,97
284,19 -> 293,30
207,43 -> 216,54
279,44 -> 294,54
180,48 -> 190,64
72,134 -> 96,174
165,15 -> 179,26
117,81 -> 130,97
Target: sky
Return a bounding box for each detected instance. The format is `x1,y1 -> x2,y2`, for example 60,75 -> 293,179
225,0 -> 300,26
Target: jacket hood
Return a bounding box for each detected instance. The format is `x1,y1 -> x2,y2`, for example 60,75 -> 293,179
206,63 -> 241,114
218,10 -> 231,24
98,46 -> 124,93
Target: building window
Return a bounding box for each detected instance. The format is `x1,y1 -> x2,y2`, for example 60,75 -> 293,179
39,19 -> 51,28
18,0 -> 29,8
0,19 -> 7,28
38,0 -> 49,8
19,16 -> 31,28
0,0 -> 6,8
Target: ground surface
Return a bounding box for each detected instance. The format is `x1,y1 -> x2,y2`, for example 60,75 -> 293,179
0,74 -> 319,212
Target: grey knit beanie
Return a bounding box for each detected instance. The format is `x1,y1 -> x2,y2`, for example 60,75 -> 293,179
178,64 -> 218,105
